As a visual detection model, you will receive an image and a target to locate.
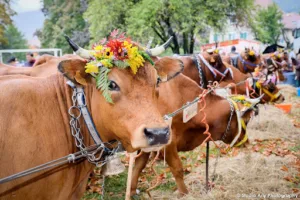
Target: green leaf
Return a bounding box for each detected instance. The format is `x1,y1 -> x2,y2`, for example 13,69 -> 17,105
96,67 -> 113,103
114,60 -> 130,68
139,51 -> 154,66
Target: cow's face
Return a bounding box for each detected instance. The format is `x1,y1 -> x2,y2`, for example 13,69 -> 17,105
254,80 -> 285,103
59,57 -> 183,152
244,49 -> 263,67
204,51 -> 224,69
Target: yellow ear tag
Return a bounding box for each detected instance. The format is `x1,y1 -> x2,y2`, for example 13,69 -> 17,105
75,70 -> 87,86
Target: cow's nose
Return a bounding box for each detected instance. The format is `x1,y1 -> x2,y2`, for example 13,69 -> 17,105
144,127 -> 170,146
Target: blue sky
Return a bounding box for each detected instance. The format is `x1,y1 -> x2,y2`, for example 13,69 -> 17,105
11,0 -> 44,46
11,0 -> 42,13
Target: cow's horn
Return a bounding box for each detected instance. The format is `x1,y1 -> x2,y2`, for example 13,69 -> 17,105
64,34 -> 94,59
245,94 -> 264,105
146,36 -> 173,56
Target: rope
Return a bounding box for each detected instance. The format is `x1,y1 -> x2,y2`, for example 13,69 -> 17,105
146,151 -> 161,199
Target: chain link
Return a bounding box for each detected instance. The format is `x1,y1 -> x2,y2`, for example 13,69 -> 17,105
68,87 -> 116,166
194,54 -> 205,88
221,99 -> 235,142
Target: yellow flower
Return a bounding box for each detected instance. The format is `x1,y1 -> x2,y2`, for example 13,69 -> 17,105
104,47 -> 113,59
123,40 -> 132,49
85,63 -> 99,73
100,59 -> 113,68
126,46 -> 145,74
94,45 -> 103,51
214,49 -> 219,54
249,50 -> 255,56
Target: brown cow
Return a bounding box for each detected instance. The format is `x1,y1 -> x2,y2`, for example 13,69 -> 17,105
0,62 -> 32,76
0,47 -> 184,199
130,65 -> 258,195
179,53 -> 284,103
0,47 -> 258,197
223,49 -> 264,73
0,54 -> 79,77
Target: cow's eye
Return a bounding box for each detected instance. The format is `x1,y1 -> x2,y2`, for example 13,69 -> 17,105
156,77 -> 162,87
108,80 -> 120,91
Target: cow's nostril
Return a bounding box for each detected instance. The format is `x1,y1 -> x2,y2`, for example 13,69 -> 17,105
144,128 -> 154,138
144,127 -> 170,145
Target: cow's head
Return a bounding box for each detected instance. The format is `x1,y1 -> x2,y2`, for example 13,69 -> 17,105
204,49 -> 224,69
252,78 -> 285,103
59,35 -> 183,152
243,48 -> 264,69
222,96 -> 260,147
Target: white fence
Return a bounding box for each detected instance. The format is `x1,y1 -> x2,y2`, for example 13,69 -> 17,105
0,48 -> 63,63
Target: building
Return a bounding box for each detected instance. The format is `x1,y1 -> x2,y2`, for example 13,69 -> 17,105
207,0 -> 300,53
278,13 -> 300,49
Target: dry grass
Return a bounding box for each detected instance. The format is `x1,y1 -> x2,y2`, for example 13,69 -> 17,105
150,153 -> 298,200
148,85 -> 300,200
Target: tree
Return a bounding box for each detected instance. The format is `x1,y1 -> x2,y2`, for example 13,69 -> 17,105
38,0 -> 90,54
84,0 -> 132,45
0,24 -> 28,62
250,3 -> 283,44
84,0 -> 255,54
0,0 -> 16,45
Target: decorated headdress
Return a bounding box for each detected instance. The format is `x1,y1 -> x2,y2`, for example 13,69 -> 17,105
65,30 -> 172,103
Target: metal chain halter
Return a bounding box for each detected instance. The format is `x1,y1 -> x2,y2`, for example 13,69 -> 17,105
194,54 -> 205,88
221,99 -> 235,142
68,83 -> 120,166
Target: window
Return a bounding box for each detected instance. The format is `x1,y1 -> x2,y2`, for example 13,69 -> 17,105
295,29 -> 300,39
240,32 -> 248,39
213,34 -> 219,42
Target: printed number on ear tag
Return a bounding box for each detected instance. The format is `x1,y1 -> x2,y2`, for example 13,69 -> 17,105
183,102 -> 198,123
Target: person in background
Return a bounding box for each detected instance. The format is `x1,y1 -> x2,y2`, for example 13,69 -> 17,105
283,52 -> 293,72
229,46 -> 239,68
292,58 -> 300,87
7,57 -> 18,66
297,49 -> 300,60
289,47 -> 296,63
24,53 -> 35,67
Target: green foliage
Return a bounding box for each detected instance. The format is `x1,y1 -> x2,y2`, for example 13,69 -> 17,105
114,60 -> 129,68
0,0 -> 15,45
0,24 -> 28,62
96,67 -> 113,103
140,51 -> 154,65
84,0 -> 255,54
84,0 -> 132,45
250,3 -> 284,44
38,0 -> 89,53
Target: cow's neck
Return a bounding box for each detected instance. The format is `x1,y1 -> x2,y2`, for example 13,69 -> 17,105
197,92 -> 239,144
50,74 -> 95,153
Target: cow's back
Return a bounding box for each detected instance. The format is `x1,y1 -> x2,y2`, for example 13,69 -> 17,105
0,75 -> 93,200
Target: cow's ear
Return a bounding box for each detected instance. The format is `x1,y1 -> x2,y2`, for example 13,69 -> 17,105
154,57 -> 184,82
58,59 -> 90,86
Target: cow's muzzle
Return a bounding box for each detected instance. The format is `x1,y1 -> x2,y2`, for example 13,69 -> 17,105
144,127 -> 170,145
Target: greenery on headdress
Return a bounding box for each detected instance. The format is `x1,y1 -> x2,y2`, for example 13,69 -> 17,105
85,30 -> 154,103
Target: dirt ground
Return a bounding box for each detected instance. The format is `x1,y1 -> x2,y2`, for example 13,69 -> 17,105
83,85 -> 300,200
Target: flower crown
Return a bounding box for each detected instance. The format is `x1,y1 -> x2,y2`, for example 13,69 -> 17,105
85,30 -> 154,103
